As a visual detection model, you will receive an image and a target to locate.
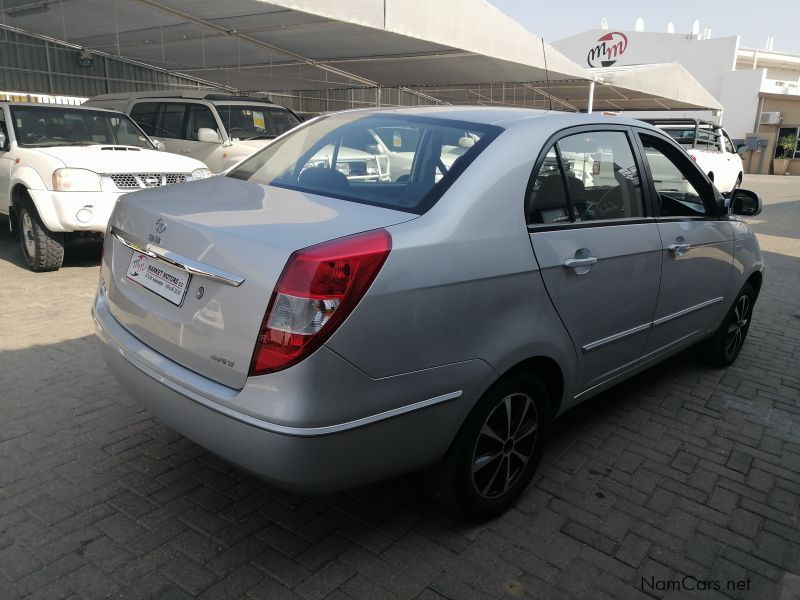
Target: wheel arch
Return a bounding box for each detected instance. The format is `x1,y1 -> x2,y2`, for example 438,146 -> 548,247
746,270 -> 763,298
498,355 -> 565,421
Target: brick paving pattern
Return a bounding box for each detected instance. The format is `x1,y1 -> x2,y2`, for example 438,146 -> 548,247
0,175 -> 798,599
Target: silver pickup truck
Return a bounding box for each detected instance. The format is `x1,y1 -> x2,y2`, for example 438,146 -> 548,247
641,119 -> 747,195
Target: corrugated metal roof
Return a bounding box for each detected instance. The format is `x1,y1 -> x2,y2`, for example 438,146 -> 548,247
0,0 -> 721,111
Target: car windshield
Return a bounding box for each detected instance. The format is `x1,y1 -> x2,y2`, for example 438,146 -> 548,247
215,104 -> 301,140
227,113 -> 501,214
10,105 -> 154,149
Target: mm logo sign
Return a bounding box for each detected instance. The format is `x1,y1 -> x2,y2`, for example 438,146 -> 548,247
587,32 -> 628,68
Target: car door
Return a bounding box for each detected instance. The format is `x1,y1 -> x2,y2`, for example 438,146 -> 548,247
634,129 -> 734,356
527,127 -> 662,394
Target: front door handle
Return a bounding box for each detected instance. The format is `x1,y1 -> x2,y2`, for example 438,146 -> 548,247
181,147 -> 192,153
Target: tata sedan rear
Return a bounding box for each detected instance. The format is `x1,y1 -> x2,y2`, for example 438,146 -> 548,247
94,108 -> 763,518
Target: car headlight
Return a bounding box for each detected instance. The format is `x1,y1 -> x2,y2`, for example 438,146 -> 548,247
52,168 -> 101,192
190,168 -> 213,180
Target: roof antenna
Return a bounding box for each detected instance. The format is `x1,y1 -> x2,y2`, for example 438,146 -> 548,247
541,39 -> 553,111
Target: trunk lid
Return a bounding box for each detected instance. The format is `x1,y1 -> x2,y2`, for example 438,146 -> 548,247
105,176 -> 415,389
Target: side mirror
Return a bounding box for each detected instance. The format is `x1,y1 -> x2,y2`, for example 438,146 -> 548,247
729,188 -> 762,217
0,131 -> 6,150
198,127 -> 222,144
736,144 -> 749,154
153,139 -> 166,151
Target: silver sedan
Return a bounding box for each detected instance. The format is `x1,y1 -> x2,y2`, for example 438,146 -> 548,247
93,108 -> 764,519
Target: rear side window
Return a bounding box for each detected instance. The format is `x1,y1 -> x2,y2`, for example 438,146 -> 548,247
227,113 -> 502,214
528,129 -> 644,225
158,103 -> 187,139
130,102 -> 160,136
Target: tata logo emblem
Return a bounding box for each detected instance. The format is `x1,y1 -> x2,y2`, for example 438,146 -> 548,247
154,218 -> 167,234
144,176 -> 160,186
587,31 -> 628,68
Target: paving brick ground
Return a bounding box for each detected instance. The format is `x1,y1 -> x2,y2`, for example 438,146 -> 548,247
1,175 -> 799,600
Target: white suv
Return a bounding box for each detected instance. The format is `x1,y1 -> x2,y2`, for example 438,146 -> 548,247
84,92 -> 302,173
0,102 -> 211,271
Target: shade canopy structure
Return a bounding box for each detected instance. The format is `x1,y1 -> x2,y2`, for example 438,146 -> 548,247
0,0 -> 721,111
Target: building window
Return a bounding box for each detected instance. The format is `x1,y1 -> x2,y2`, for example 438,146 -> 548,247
776,127 -> 800,158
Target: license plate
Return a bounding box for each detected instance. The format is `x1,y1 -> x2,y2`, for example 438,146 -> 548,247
126,252 -> 191,306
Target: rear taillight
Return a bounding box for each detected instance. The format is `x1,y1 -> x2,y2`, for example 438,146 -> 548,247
249,229 -> 392,376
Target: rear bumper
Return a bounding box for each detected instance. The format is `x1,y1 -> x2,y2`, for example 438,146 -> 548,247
92,290 -> 493,493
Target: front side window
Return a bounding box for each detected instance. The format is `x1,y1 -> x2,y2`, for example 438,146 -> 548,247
639,133 -> 712,217
227,113 -> 501,214
215,105 -> 301,141
185,104 -> 220,141
10,106 -> 153,149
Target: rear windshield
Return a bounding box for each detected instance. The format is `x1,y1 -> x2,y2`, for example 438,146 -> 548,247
227,113 -> 502,214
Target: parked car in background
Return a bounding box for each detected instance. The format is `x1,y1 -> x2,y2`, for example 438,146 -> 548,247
642,118 -> 746,195
0,102 -> 211,271
93,108 -> 764,519
84,92 -> 302,173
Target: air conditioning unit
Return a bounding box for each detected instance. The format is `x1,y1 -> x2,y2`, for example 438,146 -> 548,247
760,111 -> 782,125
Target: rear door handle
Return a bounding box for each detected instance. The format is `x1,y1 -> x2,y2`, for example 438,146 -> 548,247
668,243 -> 691,256
563,257 -> 598,269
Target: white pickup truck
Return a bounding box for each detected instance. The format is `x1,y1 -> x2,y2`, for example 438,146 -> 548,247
0,102 -> 212,271
642,119 -> 747,195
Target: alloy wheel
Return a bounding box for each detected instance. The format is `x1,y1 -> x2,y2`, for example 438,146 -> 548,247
725,295 -> 750,357
471,393 -> 538,499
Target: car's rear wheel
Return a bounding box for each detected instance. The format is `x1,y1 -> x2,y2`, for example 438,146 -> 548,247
430,373 -> 549,520
18,200 -> 64,272
700,283 -> 755,367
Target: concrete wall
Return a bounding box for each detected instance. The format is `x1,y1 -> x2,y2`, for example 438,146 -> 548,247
749,95 -> 800,175
719,69 -> 765,138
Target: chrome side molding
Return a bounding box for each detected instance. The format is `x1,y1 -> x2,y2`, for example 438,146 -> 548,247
111,227 -> 245,288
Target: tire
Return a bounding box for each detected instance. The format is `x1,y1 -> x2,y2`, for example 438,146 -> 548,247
430,373 -> 550,520
699,283 -> 755,367
18,200 -> 64,272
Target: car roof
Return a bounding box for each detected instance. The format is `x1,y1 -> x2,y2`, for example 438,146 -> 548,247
0,102 -> 124,114
328,106 -> 659,131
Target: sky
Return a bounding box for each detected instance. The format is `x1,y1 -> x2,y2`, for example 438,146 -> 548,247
488,1 -> 800,54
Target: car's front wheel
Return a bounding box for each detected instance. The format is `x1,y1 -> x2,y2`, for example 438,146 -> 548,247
18,200 -> 64,272
700,282 -> 755,367
431,373 -> 550,520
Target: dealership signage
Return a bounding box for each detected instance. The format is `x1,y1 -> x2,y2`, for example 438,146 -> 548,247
586,32 -> 628,67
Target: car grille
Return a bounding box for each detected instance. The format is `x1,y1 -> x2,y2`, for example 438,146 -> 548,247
109,173 -> 188,189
